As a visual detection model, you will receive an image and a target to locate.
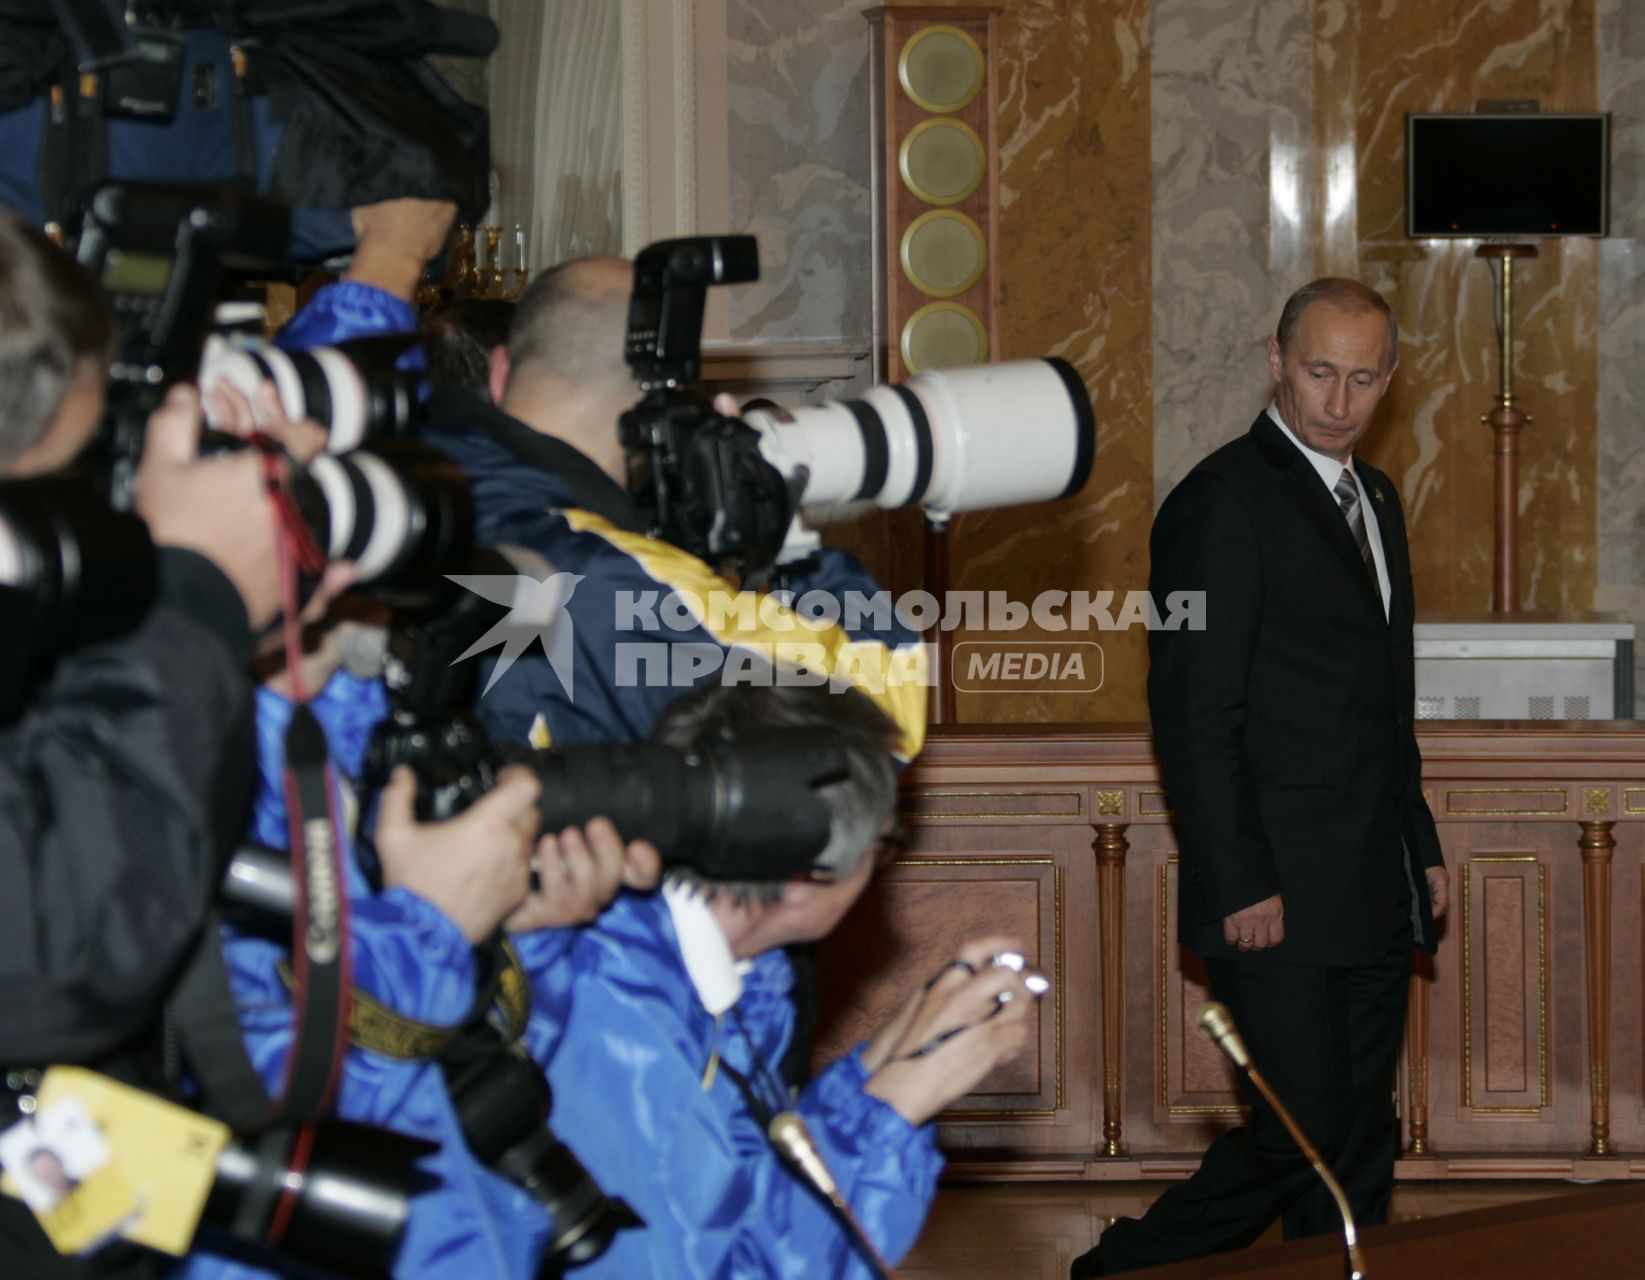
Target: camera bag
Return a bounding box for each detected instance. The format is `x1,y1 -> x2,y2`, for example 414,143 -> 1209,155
0,0 -> 495,261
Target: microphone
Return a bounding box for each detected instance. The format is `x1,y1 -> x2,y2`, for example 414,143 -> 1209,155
768,1111 -> 892,1280
1197,1003 -> 1367,1280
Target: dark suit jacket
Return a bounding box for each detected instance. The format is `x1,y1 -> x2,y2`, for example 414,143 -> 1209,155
1147,413 -> 1445,968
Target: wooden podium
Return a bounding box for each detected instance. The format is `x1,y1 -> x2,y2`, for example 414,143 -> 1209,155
817,721 -> 1645,1179
1131,1182 -> 1645,1278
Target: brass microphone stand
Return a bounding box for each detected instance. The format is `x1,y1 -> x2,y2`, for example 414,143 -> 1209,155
1199,1003 -> 1367,1280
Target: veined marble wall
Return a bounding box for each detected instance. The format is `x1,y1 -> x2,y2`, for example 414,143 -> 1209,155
721,0 -> 1642,721
1598,0 -> 1645,712
1322,0 -> 1599,622
726,0 -> 1157,722
725,1 -> 878,342
1151,0 -> 1315,489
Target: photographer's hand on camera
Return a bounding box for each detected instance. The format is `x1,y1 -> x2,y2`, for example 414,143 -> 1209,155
205,377 -> 330,462
134,383 -> 347,631
374,763 -> 542,944
861,935 -> 1036,1127
504,817 -> 661,933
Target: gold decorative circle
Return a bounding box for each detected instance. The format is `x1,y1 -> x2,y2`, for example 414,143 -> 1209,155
897,24 -> 985,114
898,118 -> 986,207
901,302 -> 988,373
900,209 -> 987,298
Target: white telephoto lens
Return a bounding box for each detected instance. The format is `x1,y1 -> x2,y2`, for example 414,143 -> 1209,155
911,358 -> 1093,517
746,357 -> 1092,520
308,347 -> 369,452
305,454 -> 358,562
199,336 -> 309,429
337,451 -> 413,583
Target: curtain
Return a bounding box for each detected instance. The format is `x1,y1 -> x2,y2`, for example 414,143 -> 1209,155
489,0 -> 624,271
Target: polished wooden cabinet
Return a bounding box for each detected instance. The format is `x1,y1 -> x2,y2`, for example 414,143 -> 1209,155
815,722 -> 1645,1180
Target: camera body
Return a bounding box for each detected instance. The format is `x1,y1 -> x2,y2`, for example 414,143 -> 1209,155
618,235 -> 797,580
76,182 -> 291,506
617,234 -> 1096,584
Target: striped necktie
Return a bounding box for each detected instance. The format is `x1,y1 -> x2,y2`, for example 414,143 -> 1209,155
1333,468 -> 1379,590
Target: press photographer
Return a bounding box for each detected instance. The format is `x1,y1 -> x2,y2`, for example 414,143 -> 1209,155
518,679 -> 1044,1280
0,207 -> 336,1278
0,187 -> 636,1279
129,192 -> 662,1280
421,236 -> 1093,763
419,248 -> 932,757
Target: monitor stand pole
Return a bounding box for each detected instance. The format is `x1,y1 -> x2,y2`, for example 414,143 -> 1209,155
1476,242 -> 1538,614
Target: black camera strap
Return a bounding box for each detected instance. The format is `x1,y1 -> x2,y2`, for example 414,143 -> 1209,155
272,703 -> 353,1123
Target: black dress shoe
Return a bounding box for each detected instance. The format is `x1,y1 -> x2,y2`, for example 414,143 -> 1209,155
1069,1244 -> 1105,1278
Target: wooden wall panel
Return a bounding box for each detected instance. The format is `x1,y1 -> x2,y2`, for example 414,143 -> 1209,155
818,723 -> 1645,1180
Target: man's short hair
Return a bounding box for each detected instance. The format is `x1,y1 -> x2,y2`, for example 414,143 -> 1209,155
420,299 -> 516,394
650,682 -> 900,906
0,211 -> 114,469
505,259 -> 629,389
1275,277 -> 1399,370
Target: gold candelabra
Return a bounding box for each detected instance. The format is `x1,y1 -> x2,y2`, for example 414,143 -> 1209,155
421,223 -> 531,307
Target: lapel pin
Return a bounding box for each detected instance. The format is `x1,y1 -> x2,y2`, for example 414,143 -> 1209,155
1372,487 -> 1386,505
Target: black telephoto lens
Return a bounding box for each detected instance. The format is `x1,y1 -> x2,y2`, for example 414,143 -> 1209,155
446,1048 -> 639,1274
0,476 -> 155,717
203,1120 -> 435,1280
533,733 -> 844,880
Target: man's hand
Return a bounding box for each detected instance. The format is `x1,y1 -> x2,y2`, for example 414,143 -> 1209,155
375,764 -> 540,943
1426,866 -> 1449,920
136,384 -> 287,628
1224,893 -> 1284,952
206,378 -> 328,461
863,935 -> 1036,1126
347,197 -> 458,301
504,816 -> 661,933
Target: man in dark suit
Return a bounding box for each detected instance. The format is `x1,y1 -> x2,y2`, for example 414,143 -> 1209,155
1072,278 -> 1448,1277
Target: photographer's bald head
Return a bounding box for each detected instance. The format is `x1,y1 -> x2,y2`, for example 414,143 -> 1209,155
487,255 -> 634,485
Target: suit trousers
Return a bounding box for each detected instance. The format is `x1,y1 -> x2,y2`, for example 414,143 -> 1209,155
1092,896 -> 1413,1274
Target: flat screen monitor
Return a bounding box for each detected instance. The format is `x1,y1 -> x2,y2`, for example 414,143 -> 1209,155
1406,113 -> 1609,238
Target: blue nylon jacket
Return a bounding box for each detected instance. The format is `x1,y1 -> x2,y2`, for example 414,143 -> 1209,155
511,893 -> 943,1279
175,676 -> 552,1280
421,395 -> 929,758
177,284 -> 552,1278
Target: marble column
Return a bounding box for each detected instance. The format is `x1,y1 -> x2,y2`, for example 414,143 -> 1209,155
1150,0 -> 1316,499
1597,0 -> 1645,713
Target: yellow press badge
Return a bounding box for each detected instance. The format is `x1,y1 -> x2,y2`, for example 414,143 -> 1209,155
0,1067 -> 231,1257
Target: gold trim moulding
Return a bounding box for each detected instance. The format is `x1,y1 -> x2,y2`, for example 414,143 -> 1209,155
1460,857 -> 1550,1111
1138,791 -> 1172,817
1446,788 -> 1569,816
940,1107 -> 1058,1121
1155,860 -> 1243,1116
1624,787 -> 1645,815
902,789 -> 1083,819
1157,864 -> 1170,1110
1585,787 -> 1613,816
896,856 -> 1063,1110
1053,861 -> 1065,1110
